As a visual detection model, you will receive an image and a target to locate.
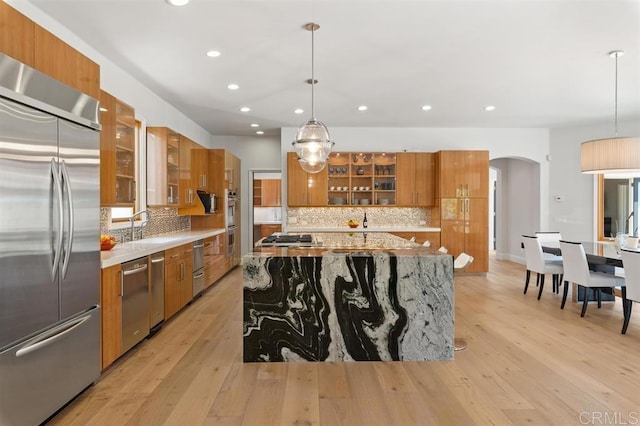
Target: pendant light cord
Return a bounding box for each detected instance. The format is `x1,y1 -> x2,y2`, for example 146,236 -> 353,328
311,24 -> 316,120
614,52 -> 618,136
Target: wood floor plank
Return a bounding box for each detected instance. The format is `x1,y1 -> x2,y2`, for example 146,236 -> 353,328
47,256 -> 640,426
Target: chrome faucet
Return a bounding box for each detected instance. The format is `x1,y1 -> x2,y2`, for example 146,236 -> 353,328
128,210 -> 149,241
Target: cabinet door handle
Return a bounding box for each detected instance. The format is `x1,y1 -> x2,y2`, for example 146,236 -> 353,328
460,200 -> 464,213
465,198 -> 469,214
465,184 -> 469,197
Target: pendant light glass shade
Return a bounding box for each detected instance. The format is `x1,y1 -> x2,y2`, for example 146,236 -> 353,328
291,23 -> 333,173
580,50 -> 640,174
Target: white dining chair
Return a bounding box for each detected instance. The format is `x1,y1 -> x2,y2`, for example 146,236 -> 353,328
535,231 -> 563,262
559,240 -> 625,317
522,235 -> 563,299
438,246 -> 448,253
620,249 -> 640,334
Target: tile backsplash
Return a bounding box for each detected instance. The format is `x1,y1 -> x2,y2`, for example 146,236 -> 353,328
100,207 -> 190,242
287,207 -> 431,228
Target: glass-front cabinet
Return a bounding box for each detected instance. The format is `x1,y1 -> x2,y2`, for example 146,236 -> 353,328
147,126 -> 180,206
99,90 -> 136,206
327,152 -> 396,206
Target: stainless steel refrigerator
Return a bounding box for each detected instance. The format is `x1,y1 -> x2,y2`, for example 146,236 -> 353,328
0,53 -> 101,425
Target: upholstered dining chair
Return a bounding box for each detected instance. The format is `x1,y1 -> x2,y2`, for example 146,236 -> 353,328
559,240 -> 626,317
453,252 -> 474,351
522,235 -> 563,299
620,249 -> 640,334
535,231 -> 563,262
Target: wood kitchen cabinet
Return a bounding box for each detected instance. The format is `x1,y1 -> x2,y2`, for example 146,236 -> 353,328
147,127 -> 180,206
100,91 -> 136,206
436,150 -> 489,272
179,135 -> 195,208
437,150 -> 489,198
204,234 -> 228,288
287,152 -> 328,206
0,2 -> 35,67
100,263 -> 122,370
164,244 -> 193,320
396,152 -> 435,206
1,2 -> 100,98
260,224 -> 282,238
192,142 -> 209,192
260,179 -> 282,206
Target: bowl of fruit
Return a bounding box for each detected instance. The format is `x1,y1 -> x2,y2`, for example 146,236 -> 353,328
100,235 -> 117,251
347,220 -> 359,229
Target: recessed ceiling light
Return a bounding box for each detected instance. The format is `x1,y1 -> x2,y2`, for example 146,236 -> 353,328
484,105 -> 496,111
206,50 -> 221,58
357,105 -> 368,111
240,107 -> 251,112
421,105 -> 432,111
227,83 -> 239,90
294,108 -> 304,114
166,0 -> 189,5
256,131 -> 264,135
250,123 -> 259,128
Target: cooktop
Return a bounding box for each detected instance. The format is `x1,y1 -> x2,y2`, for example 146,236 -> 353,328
260,234 -> 315,247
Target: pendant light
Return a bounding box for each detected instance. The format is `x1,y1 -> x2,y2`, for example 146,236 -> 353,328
581,50 -> 640,174
292,23 -> 334,173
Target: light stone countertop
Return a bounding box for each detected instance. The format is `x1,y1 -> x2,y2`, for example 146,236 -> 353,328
101,229 -> 225,268
285,226 -> 441,233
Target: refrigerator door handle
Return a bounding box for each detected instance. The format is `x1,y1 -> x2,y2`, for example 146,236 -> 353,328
15,314 -> 92,358
51,159 -> 64,280
60,161 -> 74,279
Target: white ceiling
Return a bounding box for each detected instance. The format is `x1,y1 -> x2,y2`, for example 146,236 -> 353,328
20,0 -> 640,137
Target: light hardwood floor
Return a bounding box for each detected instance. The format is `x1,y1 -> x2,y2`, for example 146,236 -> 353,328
49,255 -> 640,425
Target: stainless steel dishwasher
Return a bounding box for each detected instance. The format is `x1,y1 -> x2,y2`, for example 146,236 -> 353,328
121,257 -> 149,353
149,253 -> 165,335
192,239 -> 205,297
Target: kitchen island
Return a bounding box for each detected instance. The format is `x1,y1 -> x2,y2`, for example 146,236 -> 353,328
243,232 -> 454,362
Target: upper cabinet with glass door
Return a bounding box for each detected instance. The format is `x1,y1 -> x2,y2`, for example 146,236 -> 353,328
99,90 -> 136,206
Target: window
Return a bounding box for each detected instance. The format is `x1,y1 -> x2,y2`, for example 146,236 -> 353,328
598,174 -> 639,240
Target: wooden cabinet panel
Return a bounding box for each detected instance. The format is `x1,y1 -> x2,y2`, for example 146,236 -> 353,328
260,224 -> 282,238
179,135 -> 194,207
440,197 -> 488,273
101,264 -> 122,370
261,179 -> 282,206
396,153 -> 416,206
287,152 -> 328,206
396,152 -> 435,206
287,152 -> 308,206
0,2 -> 35,66
164,247 -> 183,320
191,142 -> 209,192
438,151 -> 489,198
33,25 -> 100,99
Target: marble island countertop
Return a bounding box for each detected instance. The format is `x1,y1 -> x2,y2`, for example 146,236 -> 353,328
250,232 -> 448,257
101,228 -> 225,268
243,231 -> 454,362
286,225 -> 440,233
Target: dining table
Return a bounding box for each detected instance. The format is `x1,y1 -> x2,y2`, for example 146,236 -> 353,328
539,240 -> 627,268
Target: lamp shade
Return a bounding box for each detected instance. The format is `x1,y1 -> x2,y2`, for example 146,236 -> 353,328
581,137 -> 640,174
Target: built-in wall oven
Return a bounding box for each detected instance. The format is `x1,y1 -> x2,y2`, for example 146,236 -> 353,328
227,225 -> 237,258
225,189 -> 237,228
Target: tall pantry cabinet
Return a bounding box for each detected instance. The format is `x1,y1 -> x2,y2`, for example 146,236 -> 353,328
437,150 -> 489,273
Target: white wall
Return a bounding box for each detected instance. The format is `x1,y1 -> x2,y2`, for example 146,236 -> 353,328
549,119 -> 640,242
7,0 -> 211,145
282,127 -> 551,262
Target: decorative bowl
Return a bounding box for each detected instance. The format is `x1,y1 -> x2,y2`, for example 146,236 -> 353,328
101,240 -> 116,251
348,222 -> 359,228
